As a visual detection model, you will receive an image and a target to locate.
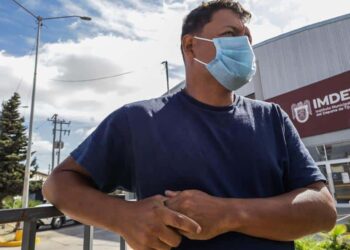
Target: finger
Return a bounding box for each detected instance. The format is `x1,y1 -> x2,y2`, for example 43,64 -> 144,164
152,195 -> 170,208
163,196 -> 178,210
158,226 -> 182,248
176,229 -> 194,239
150,238 -> 172,250
154,195 -> 168,203
158,206 -> 201,234
165,190 -> 180,197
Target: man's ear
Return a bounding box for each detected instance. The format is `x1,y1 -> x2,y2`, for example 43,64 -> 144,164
244,26 -> 253,44
181,34 -> 194,60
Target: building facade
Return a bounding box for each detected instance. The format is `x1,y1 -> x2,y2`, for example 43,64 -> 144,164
30,171 -> 48,182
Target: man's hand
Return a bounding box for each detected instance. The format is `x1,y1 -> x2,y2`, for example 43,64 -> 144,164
119,194 -> 202,250
164,190 -> 234,240
43,157 -> 201,250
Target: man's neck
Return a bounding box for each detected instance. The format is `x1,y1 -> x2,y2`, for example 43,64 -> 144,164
185,74 -> 235,107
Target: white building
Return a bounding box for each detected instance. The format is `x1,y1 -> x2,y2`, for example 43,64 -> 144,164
30,170 -> 48,182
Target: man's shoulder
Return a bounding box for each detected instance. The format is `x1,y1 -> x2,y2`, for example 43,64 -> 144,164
108,92 -> 179,122
240,96 -> 278,112
126,93 -> 176,112
239,96 -> 286,124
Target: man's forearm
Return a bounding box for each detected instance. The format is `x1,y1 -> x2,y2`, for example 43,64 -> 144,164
223,183 -> 337,241
43,168 -> 129,234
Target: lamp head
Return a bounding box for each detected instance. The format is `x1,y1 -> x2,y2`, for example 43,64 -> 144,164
80,16 -> 92,21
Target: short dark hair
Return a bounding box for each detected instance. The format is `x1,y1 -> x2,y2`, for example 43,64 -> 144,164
181,0 -> 252,38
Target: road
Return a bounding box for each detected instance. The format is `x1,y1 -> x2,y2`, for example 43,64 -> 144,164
1,222 -> 130,250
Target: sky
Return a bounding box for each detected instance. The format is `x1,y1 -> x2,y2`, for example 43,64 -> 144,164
0,0 -> 350,174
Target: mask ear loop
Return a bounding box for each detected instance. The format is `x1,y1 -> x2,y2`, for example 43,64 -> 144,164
193,36 -> 214,66
193,36 -> 214,43
194,58 -> 208,66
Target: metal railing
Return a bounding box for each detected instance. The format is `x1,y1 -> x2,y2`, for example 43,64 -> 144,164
336,206 -> 350,224
1,202 -> 349,250
0,205 -> 126,250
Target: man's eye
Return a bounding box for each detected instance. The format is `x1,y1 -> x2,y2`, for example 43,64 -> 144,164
222,31 -> 236,37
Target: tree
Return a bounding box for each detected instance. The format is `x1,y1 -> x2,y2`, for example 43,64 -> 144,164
0,92 -> 39,208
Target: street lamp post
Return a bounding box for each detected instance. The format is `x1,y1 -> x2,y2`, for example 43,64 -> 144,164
10,0 -> 91,209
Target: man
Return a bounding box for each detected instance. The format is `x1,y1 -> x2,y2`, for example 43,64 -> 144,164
43,1 -> 337,250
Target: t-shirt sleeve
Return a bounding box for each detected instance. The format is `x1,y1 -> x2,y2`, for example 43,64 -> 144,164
278,106 -> 327,191
70,106 -> 134,193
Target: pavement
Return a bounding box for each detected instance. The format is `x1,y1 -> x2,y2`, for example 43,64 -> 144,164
0,222 -> 130,250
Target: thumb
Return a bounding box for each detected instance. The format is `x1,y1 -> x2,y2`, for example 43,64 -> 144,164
165,190 -> 180,197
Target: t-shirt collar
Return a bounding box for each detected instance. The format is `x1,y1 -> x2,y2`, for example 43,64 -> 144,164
179,89 -> 240,112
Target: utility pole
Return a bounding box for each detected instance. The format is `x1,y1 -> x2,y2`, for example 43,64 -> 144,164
48,114 -> 57,174
56,120 -> 70,166
48,114 -> 70,173
162,61 -> 170,94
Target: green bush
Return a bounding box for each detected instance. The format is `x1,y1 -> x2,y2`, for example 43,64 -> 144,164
296,225 -> 350,250
1,196 -> 43,233
1,196 -> 42,209
295,236 -> 323,250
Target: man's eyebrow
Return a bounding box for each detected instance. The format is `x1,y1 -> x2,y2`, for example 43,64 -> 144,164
224,25 -> 245,33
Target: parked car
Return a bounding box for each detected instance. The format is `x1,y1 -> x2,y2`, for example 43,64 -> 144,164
35,203 -> 72,229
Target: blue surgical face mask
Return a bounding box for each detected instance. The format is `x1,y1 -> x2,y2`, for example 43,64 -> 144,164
193,35 -> 256,91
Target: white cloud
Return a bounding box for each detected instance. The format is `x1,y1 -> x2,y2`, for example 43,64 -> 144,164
1,0 -> 350,170
23,0 -> 43,9
32,132 -> 52,154
74,128 -> 85,135
243,0 -> 350,44
0,33 -> 172,123
74,126 -> 96,137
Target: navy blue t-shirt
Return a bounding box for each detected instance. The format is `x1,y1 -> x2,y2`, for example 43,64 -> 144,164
71,90 -> 326,250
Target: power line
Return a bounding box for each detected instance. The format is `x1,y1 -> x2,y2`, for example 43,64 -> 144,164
14,44 -> 36,98
52,70 -> 134,83
35,119 -> 48,130
10,0 -> 37,19
14,78 -> 23,93
0,14 -> 37,30
50,61 -> 165,83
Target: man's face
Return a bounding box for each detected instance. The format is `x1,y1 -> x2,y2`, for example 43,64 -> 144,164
192,9 -> 247,65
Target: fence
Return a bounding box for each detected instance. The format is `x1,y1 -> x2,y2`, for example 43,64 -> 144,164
1,202 -> 350,250
0,205 -> 126,250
